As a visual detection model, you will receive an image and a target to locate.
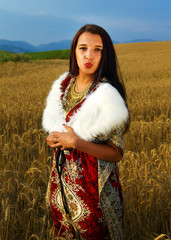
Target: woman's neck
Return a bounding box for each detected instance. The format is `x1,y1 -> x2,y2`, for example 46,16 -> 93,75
75,74 -> 94,93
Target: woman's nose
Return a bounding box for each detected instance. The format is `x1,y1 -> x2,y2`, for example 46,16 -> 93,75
85,49 -> 93,59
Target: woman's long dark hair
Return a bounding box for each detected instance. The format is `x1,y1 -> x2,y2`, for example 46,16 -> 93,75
69,24 -> 129,131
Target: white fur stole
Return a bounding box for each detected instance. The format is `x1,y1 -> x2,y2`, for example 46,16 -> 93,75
42,72 -> 129,141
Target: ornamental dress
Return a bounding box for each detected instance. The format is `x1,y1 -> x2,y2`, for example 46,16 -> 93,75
42,73 -> 129,240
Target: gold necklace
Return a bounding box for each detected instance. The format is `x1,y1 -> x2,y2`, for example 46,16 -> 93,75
70,81 -> 91,99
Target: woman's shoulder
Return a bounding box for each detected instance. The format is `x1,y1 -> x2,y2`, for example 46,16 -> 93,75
92,81 -> 126,106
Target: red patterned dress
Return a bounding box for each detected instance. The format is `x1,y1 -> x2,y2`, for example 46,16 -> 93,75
44,74 -> 126,240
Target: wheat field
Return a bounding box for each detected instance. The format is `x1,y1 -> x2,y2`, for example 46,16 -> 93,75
0,41 -> 170,240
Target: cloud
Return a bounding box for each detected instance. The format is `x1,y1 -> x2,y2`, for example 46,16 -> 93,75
0,9 -> 81,44
32,11 -> 48,16
74,15 -> 171,41
74,15 -> 157,32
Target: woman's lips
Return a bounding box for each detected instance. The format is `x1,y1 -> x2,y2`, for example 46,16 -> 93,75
85,62 -> 93,68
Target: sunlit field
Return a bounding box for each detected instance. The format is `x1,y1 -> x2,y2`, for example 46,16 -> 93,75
0,41 -> 170,240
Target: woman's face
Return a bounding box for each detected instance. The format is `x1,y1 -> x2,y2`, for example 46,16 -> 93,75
75,32 -> 103,77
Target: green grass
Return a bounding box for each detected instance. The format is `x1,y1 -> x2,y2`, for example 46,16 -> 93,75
27,49 -> 70,60
0,49 -> 70,63
0,50 -> 18,62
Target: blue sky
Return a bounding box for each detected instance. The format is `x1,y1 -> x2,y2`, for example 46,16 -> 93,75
0,0 -> 171,45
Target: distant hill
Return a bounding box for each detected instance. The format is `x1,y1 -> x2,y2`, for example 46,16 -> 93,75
0,39 -> 37,53
0,38 -> 156,53
37,40 -> 72,51
0,39 -> 72,53
124,38 -> 155,43
112,40 -> 120,44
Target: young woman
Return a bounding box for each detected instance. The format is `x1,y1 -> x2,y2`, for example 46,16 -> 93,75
43,24 -> 129,240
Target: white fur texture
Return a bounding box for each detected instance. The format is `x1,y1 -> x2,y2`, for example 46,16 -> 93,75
42,72 -> 129,141
42,72 -> 68,133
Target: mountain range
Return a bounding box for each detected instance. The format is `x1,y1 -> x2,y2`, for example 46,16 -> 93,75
0,38 -> 155,53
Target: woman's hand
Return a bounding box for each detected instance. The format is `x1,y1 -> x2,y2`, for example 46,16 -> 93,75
46,126 -> 79,150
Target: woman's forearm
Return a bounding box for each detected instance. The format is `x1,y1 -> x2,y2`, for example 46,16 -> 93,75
46,126 -> 123,163
74,137 -> 122,163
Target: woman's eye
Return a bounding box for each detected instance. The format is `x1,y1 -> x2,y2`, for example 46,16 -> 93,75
95,48 -> 102,52
79,47 -> 87,51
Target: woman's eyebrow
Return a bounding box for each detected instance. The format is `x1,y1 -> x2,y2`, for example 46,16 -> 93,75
78,43 -> 103,48
95,45 -> 103,48
78,43 -> 87,46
